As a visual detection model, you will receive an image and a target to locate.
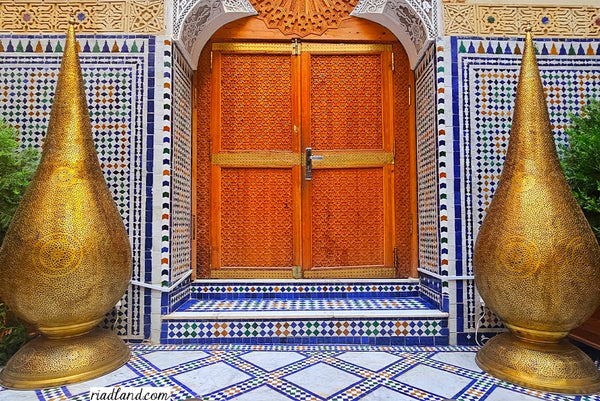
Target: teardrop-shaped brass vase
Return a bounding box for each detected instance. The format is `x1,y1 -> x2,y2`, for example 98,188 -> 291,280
473,28 -> 600,394
0,20 -> 132,389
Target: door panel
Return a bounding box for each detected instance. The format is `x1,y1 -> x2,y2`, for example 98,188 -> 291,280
301,46 -> 395,278
310,168 -> 384,267
220,168 -> 294,267
309,54 -> 383,150
210,42 -> 395,278
220,53 -> 294,151
210,48 -> 302,278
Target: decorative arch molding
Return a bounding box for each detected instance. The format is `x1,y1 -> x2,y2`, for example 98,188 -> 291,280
352,0 -> 437,65
176,0 -> 257,66
173,0 -> 439,68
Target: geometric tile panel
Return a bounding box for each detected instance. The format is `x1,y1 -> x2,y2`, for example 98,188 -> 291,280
1,344 -> 588,401
180,298 -> 436,312
190,281 -> 420,299
454,37 -> 600,339
415,42 -> 439,276
163,318 -> 447,345
170,43 -> 194,284
0,35 -> 155,340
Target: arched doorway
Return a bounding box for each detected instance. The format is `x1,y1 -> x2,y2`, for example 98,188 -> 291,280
193,16 -> 416,279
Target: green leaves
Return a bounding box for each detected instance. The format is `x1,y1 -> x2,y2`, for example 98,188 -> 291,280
560,98 -> 600,241
0,120 -> 40,245
0,302 -> 30,366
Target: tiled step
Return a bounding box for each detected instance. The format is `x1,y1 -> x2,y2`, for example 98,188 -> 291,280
162,279 -> 449,346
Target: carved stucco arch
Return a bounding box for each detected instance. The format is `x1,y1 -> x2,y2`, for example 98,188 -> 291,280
174,0 -> 439,68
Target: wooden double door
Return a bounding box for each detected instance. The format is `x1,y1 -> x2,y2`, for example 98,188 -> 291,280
209,42 -> 396,278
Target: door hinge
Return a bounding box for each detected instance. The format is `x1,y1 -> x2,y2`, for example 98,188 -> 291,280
293,266 -> 302,279
394,247 -> 398,271
391,52 -> 395,71
210,50 -> 213,71
408,85 -> 411,106
292,39 -> 301,56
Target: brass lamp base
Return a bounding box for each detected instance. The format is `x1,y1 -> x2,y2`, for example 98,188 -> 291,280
476,332 -> 600,394
0,327 -> 130,390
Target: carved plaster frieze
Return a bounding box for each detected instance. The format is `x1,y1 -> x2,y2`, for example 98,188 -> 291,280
180,0 -> 222,50
178,0 -> 256,65
351,0 -> 433,66
385,2 -> 428,49
353,0 -> 437,40
175,0 -> 255,38
0,0 -> 165,34
444,4 -> 600,37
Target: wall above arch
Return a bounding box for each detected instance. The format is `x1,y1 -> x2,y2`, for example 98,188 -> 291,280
173,0 -> 440,68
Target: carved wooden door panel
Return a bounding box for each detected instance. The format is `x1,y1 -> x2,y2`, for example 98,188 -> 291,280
300,44 -> 395,278
209,45 -> 302,278
210,43 -> 394,278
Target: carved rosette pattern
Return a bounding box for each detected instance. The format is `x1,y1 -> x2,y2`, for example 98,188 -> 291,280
0,0 -> 164,34
443,4 -> 600,37
248,0 -> 359,36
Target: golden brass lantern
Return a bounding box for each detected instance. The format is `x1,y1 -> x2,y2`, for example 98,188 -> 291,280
473,28 -> 600,394
0,20 -> 132,389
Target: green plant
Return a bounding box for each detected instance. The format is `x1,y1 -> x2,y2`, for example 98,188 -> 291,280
0,119 -> 40,245
0,302 -> 30,366
560,99 -> 600,242
0,120 -> 39,365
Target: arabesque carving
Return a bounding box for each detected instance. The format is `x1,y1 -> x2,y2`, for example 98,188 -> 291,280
248,0 -> 359,36
444,4 -> 600,37
0,0 -> 164,34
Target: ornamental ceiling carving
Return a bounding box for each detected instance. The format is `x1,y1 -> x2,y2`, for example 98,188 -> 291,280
0,0 -> 164,34
248,0 -> 359,36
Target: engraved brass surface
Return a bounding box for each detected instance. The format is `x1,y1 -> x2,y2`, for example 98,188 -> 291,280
211,151 -> 300,167
309,151 -> 394,168
211,268 -> 295,279
212,42 -> 293,53
302,43 -> 392,53
473,28 -> 600,394
303,267 -> 395,279
0,21 -> 132,389
212,42 -> 392,55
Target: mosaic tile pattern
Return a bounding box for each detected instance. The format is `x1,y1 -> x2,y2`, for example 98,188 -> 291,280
2,344 -> 595,401
415,43 -> 439,276
453,37 -> 600,339
190,281 -> 420,299
170,43 -> 194,284
163,318 -> 448,345
160,39 -> 173,287
434,39 -> 452,280
0,35 -> 155,340
179,297 -> 435,312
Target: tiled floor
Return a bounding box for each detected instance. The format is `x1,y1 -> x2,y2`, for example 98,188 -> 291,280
1,344 -> 599,401
178,298 -> 434,312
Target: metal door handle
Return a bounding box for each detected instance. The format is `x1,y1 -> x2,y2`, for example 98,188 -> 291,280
305,147 -> 323,181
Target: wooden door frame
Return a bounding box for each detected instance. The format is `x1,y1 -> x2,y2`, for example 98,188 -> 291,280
191,16 -> 420,278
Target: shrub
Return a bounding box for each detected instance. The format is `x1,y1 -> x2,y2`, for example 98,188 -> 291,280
0,302 -> 30,366
560,99 -> 600,242
0,120 -> 40,245
0,120 -> 38,365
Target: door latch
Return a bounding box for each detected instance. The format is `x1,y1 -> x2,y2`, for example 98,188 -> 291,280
305,147 -> 323,181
